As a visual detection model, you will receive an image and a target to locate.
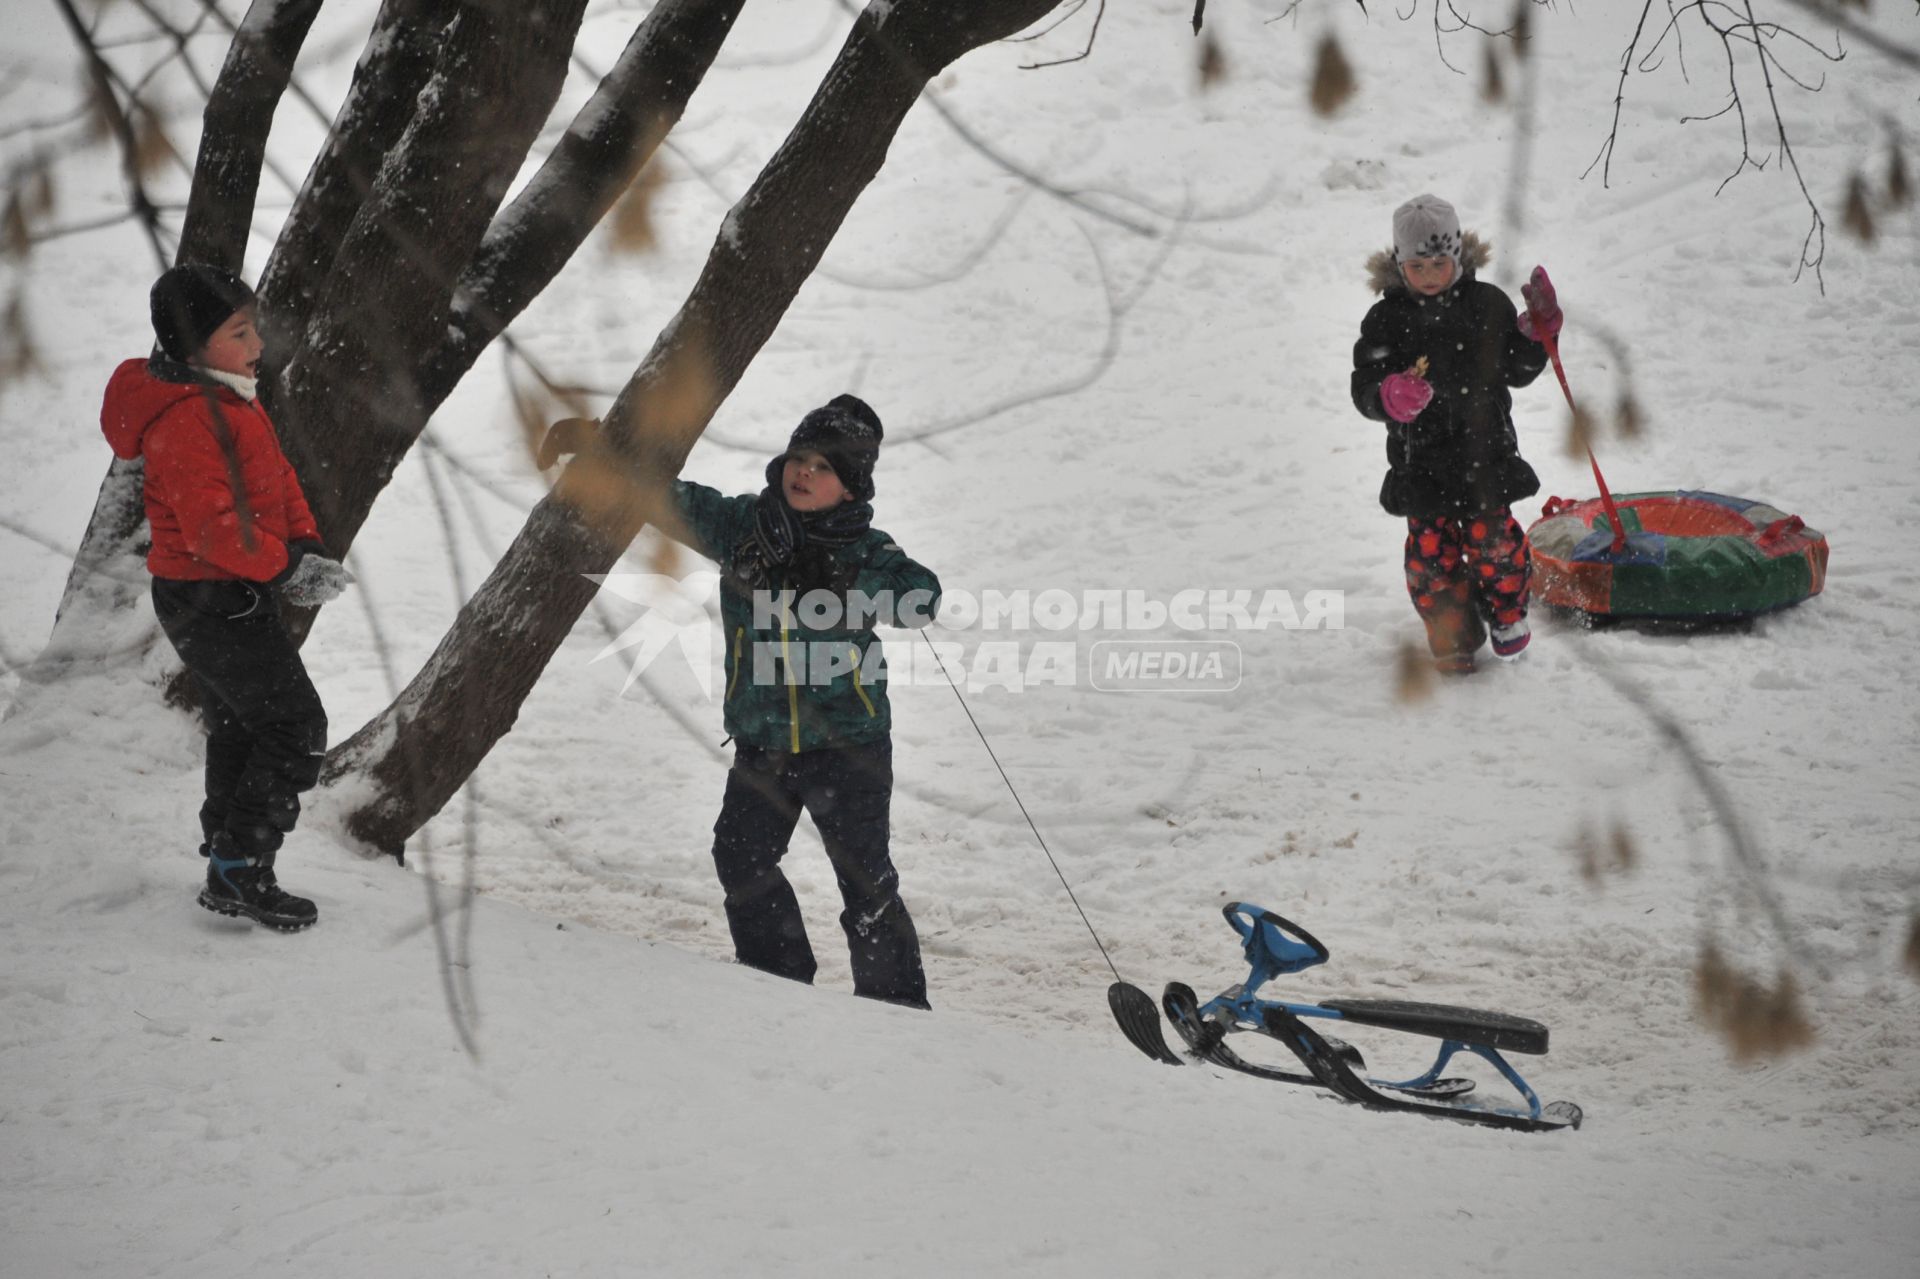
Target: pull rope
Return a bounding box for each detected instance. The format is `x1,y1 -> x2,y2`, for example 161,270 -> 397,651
917,628 -> 1123,984
1532,297 -> 1627,553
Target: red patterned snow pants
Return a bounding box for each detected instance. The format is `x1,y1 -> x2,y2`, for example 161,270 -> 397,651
1404,508 -> 1531,660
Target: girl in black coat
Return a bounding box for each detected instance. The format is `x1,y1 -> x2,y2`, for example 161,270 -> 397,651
1350,194 -> 1559,672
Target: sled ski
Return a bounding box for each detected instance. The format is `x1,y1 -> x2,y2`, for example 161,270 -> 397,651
1161,981 -> 1476,1099
1109,903 -> 1581,1133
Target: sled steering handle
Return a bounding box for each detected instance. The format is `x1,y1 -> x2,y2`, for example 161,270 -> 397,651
1222,902 -> 1331,967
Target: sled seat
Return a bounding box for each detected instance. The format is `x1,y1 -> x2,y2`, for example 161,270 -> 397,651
1319,999 -> 1549,1055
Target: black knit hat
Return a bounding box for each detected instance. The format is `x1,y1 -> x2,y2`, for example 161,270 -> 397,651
150,264 -> 255,363
765,394 -> 885,501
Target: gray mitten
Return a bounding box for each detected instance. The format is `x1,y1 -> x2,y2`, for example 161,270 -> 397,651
279,554 -> 354,607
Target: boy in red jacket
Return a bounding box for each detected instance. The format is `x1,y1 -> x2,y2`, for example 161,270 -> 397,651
101,265 -> 351,930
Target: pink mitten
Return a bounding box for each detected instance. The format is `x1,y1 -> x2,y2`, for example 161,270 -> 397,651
1517,265 -> 1563,342
1380,373 -> 1434,423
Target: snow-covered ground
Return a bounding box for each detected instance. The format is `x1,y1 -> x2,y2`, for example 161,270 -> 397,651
4,2 -> 1916,1276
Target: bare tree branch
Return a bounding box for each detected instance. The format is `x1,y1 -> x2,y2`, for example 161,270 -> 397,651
895,194 -> 1188,445
49,0 -> 170,269
1577,644 -> 1821,981
421,0 -> 749,408
1778,0 -> 1920,70
1019,0 -> 1104,69
1583,0 -> 1878,287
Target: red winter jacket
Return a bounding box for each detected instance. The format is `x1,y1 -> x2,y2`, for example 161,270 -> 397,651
100,357 -> 322,582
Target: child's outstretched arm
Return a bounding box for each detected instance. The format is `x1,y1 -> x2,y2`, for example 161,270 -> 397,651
665,479 -> 752,564
853,542 -> 941,629
535,416 -> 751,562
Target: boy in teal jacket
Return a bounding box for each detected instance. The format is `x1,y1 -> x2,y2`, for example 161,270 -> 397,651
667,395 -> 939,1008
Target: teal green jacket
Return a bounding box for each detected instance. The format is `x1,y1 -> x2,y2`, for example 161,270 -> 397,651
669,481 -> 941,753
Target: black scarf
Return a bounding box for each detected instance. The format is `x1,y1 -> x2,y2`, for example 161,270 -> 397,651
731,487 -> 874,594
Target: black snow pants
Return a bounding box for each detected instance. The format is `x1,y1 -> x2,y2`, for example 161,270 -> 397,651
152,578 -> 327,862
710,738 -> 928,1009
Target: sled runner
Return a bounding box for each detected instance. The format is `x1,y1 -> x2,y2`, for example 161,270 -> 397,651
1110,903 -> 1583,1133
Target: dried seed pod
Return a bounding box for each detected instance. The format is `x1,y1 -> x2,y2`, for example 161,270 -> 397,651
608,161 -> 668,255
1903,913 -> 1920,979
1615,393 -> 1646,440
1481,44 -> 1506,105
1730,973 -> 1814,1061
2,194 -> 28,260
1841,172 -> 1875,243
648,531 -> 682,578
1695,942 -> 1815,1060
1887,145 -> 1911,209
1511,2 -> 1532,57
1694,941 -> 1735,1018
1197,33 -> 1227,91
1394,639 -> 1433,704
1309,35 -> 1356,117
1574,822 -> 1602,886
1608,820 -> 1639,874
1562,401 -> 1598,459
27,161 -> 56,219
131,105 -> 171,181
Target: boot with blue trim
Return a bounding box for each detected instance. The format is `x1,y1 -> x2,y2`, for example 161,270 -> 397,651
199,834 -> 317,931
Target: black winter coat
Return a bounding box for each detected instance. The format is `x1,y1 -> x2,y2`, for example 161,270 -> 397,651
1351,245 -> 1549,520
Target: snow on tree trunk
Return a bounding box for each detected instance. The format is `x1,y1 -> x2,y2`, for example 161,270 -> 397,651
332,0 -> 1065,854
1,461 -> 163,721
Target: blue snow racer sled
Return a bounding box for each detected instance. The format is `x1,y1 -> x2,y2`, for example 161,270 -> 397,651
1109,903 -> 1583,1133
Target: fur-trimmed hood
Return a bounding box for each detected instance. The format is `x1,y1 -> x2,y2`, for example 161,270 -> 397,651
1365,230 -> 1493,294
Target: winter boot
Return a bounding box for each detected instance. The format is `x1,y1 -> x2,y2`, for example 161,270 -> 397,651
1491,619 -> 1531,660
200,837 -> 317,931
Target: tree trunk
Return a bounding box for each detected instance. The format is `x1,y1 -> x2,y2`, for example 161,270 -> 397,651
334,0 -> 1064,853
269,0 -> 590,556
421,0 -> 749,409
256,0 -> 456,363
175,0 -> 326,270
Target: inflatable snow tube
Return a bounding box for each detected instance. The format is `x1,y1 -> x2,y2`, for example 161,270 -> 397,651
1527,490 -> 1829,619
